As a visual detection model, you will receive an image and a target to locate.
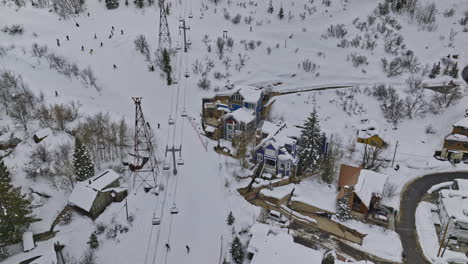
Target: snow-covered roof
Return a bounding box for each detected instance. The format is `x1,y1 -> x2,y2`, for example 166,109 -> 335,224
354,170 -> 388,208
440,189 -> 468,224
357,119 -> 386,140
87,169 -> 120,191
68,169 -> 120,212
34,127 -> 52,139
251,233 -> 323,264
261,120 -> 280,136
224,108 -> 255,124
205,125 -> 217,133
454,117 -> 468,129
69,183 -> 98,212
22,231 -> 34,252
247,223 -> 271,254
237,85 -> 262,104
278,153 -> 293,161
445,133 -> 468,143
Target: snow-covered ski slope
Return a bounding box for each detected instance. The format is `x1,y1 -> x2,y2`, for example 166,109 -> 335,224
1,0 -> 468,262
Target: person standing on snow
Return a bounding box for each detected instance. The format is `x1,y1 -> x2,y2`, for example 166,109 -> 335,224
56,39 -> 60,47
186,245 -> 190,253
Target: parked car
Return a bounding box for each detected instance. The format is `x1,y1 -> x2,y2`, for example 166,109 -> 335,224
268,210 -> 288,224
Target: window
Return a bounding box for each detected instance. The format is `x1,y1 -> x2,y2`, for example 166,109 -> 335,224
265,158 -> 276,167
447,141 -> 456,146
257,153 -> 263,162
232,93 -> 242,102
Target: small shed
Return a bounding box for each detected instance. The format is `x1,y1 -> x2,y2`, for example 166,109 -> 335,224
68,169 -> 125,219
22,231 -> 35,252
33,128 -> 52,143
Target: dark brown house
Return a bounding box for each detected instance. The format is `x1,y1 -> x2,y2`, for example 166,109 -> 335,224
441,117 -> 468,161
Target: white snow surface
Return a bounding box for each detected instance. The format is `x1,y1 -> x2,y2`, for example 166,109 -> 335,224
250,232 -> 323,264
427,182 -> 453,194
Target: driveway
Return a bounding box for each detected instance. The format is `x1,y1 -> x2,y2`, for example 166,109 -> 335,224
396,171 -> 468,264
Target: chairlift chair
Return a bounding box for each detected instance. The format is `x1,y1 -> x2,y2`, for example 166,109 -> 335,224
152,214 -> 161,225
173,78 -> 179,85
188,12 -> 193,19
163,161 -> 170,171
152,186 -> 160,196
184,71 -> 190,78
177,157 -> 184,166
187,39 -> 192,46
170,204 -> 179,214
168,116 -> 175,125
181,109 -> 187,117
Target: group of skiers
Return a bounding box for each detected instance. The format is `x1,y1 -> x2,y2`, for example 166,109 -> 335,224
164,244 -> 190,253
55,25 -> 124,69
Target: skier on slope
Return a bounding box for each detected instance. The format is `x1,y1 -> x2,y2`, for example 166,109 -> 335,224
186,245 -> 190,253
56,39 -> 60,47
165,244 -> 170,251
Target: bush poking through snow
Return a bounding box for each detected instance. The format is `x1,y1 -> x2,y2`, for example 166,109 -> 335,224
134,35 -> 151,62
198,77 -> 211,90
87,233 -> 99,249
429,84 -> 463,114
2,24 -> 24,35
384,182 -> 398,198
425,124 -> 436,134
231,14 -> 242,24
79,249 -> 97,264
51,0 -> 86,19
347,53 -> 368,68
31,43 -> 48,58
322,24 -> 348,39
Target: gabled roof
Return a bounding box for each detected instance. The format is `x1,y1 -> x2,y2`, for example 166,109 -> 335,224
237,85 -> 262,104
354,170 -> 388,208
338,164 -> 361,188
224,108 -> 255,124
440,189 -> 468,224
68,169 -> 120,212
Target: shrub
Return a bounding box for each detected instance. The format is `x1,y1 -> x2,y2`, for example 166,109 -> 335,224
197,77 -> 211,90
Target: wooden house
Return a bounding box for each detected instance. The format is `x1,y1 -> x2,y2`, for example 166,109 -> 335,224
356,119 -> 387,148
201,85 -> 271,141
68,169 -> 127,219
441,117 -> 468,161
251,122 -> 298,178
337,164 -> 388,219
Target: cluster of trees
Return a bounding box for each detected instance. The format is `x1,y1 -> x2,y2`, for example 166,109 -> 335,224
297,110 -> 342,183
429,58 -> 459,79
50,0 -> 86,18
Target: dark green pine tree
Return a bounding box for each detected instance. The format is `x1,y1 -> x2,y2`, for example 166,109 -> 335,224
336,195 -> 351,221
323,254 -> 335,264
73,137 -> 95,182
87,233 -> 99,249
450,62 -> 459,79
162,49 -> 173,86
297,109 -> 322,175
278,5 -> 284,19
105,0 -> 119,9
0,159 -> 36,244
230,236 -> 244,264
226,211 -> 235,226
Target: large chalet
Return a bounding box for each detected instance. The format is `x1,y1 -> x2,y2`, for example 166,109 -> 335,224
441,116 -> 468,161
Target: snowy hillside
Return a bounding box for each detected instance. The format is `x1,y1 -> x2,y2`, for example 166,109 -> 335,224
1,0 -> 468,263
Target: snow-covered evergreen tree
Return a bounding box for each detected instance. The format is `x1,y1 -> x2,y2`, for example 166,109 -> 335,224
278,6 -> 284,19
87,233 -> 99,249
297,109 -> 322,175
226,211 -> 235,226
162,49 -> 172,85
336,195 -> 351,221
73,137 -> 95,182
230,236 -> 244,264
0,159 -> 36,244
105,0 -> 119,9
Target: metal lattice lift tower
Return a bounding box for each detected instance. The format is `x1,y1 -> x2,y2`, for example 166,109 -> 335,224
129,97 -> 158,192
157,0 -> 172,61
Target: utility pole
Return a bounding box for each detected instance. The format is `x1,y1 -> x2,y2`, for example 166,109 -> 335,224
391,140 -> 399,167
438,218 -> 450,257
165,145 -> 182,175
287,188 -> 295,234
362,142 -> 368,167
125,198 -> 129,220
179,19 -> 190,53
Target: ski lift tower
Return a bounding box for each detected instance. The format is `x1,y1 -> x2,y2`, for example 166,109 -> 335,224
157,0 -> 172,64
129,97 -> 159,192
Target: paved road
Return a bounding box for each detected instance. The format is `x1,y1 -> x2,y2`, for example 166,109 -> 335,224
396,171 -> 468,264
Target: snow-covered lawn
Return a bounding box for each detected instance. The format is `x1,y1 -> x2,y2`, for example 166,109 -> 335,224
416,201 -> 468,264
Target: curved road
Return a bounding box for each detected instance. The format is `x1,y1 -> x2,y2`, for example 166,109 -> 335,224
396,171 -> 468,264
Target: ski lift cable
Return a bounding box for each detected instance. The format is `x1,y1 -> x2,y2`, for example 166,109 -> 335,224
151,169 -> 174,264
144,193 -> 161,264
